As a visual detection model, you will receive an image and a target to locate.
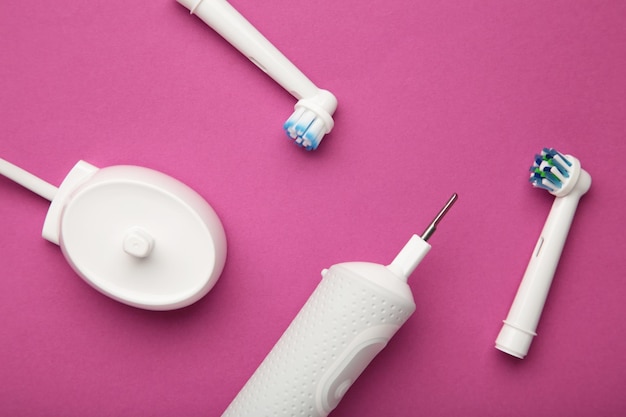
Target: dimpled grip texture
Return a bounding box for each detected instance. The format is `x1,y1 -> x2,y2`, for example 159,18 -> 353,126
221,262 -> 416,417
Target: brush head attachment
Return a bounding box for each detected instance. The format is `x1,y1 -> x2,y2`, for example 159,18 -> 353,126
284,90 -> 337,151
529,148 -> 589,197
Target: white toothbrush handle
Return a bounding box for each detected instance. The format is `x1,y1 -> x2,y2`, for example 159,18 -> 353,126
221,262 -> 417,417
496,169 -> 592,358
180,0 -> 320,99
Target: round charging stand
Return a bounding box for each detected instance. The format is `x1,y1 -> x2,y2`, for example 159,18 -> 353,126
55,164 -> 227,310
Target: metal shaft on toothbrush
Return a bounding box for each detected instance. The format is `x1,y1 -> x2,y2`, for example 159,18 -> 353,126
496,149 -> 591,359
220,195 -> 456,417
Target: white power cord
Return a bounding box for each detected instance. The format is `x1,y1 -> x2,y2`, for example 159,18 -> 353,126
0,157 -> 58,201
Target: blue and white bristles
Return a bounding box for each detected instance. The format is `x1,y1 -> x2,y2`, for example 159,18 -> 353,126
284,108 -> 326,151
283,91 -> 337,151
530,148 -> 574,193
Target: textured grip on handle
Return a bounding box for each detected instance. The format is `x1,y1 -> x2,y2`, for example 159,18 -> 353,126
221,263 -> 416,417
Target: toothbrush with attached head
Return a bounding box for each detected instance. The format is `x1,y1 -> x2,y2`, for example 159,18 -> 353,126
496,148 -> 592,359
220,194 -> 457,417
177,0 -> 337,151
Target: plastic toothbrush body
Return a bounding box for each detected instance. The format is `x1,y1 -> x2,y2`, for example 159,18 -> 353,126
220,194 -> 457,417
496,148 -> 591,359
178,0 -> 337,150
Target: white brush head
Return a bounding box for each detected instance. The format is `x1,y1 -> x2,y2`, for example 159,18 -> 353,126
284,90 -> 337,151
495,148 -> 592,359
42,161 -> 227,310
177,0 -> 200,11
529,148 -> 591,198
176,0 -> 338,151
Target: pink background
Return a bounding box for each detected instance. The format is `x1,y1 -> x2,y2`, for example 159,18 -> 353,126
1,0 -> 625,415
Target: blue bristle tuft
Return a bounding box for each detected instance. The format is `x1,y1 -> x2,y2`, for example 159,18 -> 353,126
283,109 -> 324,151
529,147 -> 573,192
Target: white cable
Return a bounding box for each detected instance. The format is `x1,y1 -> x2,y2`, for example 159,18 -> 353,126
0,157 -> 58,201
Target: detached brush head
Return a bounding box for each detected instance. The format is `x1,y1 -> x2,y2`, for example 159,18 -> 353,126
284,90 -> 337,151
530,148 -> 591,198
496,148 -> 592,359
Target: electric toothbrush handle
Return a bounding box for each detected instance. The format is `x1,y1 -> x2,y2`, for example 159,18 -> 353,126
220,263 -> 416,417
496,174 -> 590,358
180,0 -> 320,99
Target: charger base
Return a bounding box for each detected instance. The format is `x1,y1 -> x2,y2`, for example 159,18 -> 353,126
45,161 -> 227,310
